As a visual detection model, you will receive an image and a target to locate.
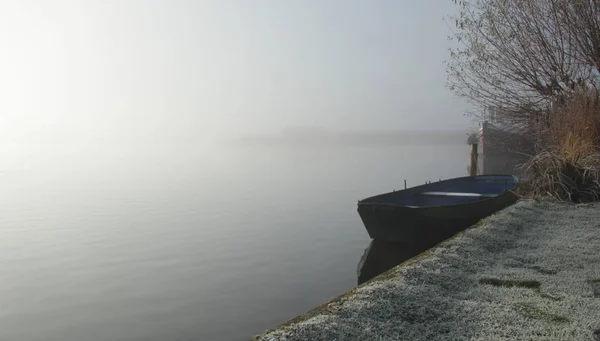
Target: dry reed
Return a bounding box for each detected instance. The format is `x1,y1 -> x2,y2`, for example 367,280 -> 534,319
524,88 -> 600,202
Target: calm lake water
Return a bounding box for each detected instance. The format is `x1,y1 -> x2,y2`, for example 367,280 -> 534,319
0,142 -> 467,341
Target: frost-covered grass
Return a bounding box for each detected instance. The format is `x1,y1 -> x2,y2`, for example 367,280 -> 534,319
251,200 -> 600,341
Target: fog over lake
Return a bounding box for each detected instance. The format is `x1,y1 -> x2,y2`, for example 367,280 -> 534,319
0,0 -> 473,340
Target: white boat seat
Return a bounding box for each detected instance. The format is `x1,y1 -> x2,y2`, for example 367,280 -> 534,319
420,192 -> 498,198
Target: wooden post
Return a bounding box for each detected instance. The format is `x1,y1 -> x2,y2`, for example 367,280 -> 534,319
469,143 -> 478,176
404,179 -> 407,189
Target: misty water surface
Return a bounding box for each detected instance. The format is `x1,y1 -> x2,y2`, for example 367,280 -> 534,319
0,142 -> 467,341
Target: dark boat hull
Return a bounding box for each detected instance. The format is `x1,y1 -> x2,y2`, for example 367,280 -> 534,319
357,188 -> 519,243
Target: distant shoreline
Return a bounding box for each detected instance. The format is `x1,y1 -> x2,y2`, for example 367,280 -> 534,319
227,129 -> 468,147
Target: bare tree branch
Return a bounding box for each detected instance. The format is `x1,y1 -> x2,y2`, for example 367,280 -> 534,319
447,0 -> 600,128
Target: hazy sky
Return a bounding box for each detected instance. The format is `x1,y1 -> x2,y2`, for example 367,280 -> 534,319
0,0 -> 472,145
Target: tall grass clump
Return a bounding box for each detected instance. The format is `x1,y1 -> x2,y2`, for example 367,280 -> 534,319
524,88 -> 600,202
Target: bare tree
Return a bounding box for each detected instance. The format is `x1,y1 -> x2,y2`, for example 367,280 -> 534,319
446,0 -> 600,128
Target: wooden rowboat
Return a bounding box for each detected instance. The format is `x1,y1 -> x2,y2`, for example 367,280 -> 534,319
357,175 -> 519,242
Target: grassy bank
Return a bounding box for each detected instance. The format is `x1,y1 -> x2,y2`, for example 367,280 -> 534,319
251,200 -> 600,340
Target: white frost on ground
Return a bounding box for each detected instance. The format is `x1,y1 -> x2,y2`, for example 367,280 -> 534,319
252,200 -> 600,341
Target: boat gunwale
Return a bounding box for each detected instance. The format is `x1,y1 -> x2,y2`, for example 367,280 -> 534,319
357,174 -> 519,210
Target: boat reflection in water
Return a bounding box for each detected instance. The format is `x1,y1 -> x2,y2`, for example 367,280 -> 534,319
357,237 -> 444,285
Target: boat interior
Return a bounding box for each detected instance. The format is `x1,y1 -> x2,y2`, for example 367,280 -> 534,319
361,175 -> 519,207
